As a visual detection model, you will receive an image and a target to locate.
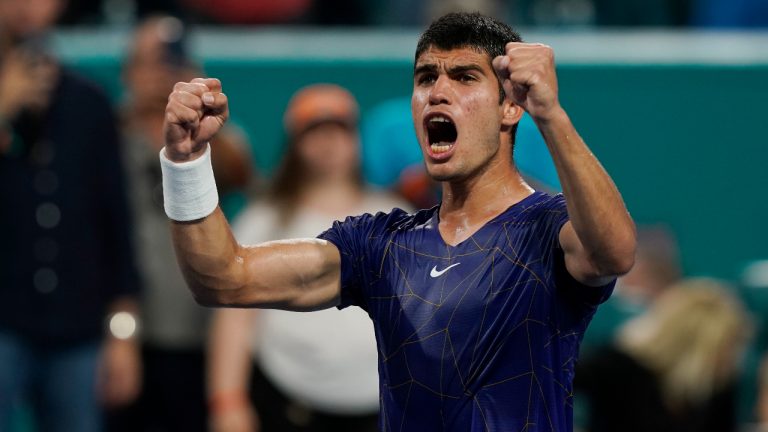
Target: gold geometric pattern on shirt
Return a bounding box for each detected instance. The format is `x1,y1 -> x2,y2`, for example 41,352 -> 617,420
364,209 -> 583,432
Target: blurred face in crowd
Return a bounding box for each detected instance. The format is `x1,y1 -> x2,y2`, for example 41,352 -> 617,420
295,122 -> 359,183
124,17 -> 195,112
411,46 -> 520,183
0,0 -> 63,40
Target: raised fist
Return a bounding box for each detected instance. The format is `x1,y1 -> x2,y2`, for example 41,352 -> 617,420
492,43 -> 561,122
164,77 -> 229,162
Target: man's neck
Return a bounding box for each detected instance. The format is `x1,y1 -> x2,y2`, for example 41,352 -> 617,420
438,160 -> 533,245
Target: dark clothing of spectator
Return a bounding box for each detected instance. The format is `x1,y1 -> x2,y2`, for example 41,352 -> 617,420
575,345 -> 737,432
0,68 -> 140,348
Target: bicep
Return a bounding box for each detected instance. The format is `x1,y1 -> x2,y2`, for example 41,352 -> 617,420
559,221 -> 615,287
237,238 -> 342,311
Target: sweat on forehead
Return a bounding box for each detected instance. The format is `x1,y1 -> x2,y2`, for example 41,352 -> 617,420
414,12 -> 522,66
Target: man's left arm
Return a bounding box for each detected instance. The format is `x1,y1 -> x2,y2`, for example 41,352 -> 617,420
494,43 -> 636,286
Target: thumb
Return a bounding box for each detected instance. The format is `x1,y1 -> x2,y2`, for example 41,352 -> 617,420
502,78 -> 515,101
164,111 -> 198,145
492,55 -> 510,79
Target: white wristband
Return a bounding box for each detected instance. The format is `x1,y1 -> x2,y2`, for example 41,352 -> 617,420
159,144 -> 219,221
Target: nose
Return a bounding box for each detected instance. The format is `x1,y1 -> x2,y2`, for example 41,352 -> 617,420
428,74 -> 451,106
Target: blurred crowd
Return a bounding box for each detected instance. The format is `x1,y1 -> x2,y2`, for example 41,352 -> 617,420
1,0 -> 768,432
56,0 -> 768,28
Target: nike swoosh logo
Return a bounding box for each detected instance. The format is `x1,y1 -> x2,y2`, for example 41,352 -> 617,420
430,263 -> 461,278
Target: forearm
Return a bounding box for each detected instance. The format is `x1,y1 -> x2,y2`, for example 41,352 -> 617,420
535,107 -> 636,272
162,77 -> 340,310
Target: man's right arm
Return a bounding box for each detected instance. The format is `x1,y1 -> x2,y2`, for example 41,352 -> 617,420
171,208 -> 341,311
163,78 -> 341,311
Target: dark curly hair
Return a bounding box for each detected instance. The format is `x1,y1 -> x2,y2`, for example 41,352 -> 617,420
415,12 -> 522,104
415,12 -> 524,151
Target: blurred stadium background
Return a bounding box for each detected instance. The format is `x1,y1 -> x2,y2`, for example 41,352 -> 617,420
56,27 -> 768,282
4,0 -> 768,430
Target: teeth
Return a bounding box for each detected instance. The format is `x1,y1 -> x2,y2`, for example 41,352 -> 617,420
429,116 -> 451,123
430,143 -> 453,154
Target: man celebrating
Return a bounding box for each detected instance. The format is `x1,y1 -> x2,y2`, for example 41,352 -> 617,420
161,12 -> 635,431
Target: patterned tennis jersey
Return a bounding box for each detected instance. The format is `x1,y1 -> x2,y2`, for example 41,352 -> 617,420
318,192 -> 614,431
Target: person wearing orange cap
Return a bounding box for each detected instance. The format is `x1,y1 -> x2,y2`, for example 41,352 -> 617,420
159,12 -> 635,431
206,84 -> 408,432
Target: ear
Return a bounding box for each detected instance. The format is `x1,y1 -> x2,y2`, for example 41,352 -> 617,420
501,99 -> 524,129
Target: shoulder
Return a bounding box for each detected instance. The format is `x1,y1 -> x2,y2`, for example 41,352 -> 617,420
517,192 -> 567,219
511,192 -> 570,250
322,204 -> 434,243
340,205 -> 416,232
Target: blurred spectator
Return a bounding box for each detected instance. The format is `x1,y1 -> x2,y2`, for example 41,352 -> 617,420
741,260 -> 768,353
691,0 -> 768,28
58,0 -> 104,25
208,84 -> 408,432
507,0 -> 690,27
509,0 -> 595,27
133,0 -> 187,23
592,0 -> 689,26
59,0 -> 187,26
360,97 -> 421,188
614,225 -> 681,304
369,0 -> 425,26
359,97 -> 439,208
47,0 -> 741,27
0,0 -> 141,429
310,0 -> 368,25
425,0 -> 504,24
580,225 -> 681,353
109,15 -> 252,432
739,260 -> 768,426
576,278 -> 752,432
759,354 -> 768,427
180,0 -> 313,24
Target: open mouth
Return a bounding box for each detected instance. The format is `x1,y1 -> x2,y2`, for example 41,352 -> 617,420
425,114 -> 457,155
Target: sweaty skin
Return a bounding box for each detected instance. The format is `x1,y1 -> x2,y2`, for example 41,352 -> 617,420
412,45 -> 635,286
164,78 -> 341,311
493,42 -> 636,285
163,43 -> 635,309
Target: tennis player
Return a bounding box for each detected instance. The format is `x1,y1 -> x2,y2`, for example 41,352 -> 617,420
160,12 -> 636,431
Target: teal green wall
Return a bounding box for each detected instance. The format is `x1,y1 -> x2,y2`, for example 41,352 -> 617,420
69,58 -> 767,281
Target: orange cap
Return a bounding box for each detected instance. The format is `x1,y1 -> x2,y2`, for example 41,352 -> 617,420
283,84 -> 359,137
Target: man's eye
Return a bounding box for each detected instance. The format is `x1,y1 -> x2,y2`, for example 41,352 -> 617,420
418,74 -> 436,85
460,74 -> 476,82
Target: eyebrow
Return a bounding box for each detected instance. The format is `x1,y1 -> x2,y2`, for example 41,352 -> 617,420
413,63 -> 437,76
413,63 -> 486,77
447,64 -> 486,75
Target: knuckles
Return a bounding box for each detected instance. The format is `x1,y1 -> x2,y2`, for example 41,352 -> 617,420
503,43 -> 555,63
499,44 -> 555,84
172,81 -> 189,92
164,79 -> 228,129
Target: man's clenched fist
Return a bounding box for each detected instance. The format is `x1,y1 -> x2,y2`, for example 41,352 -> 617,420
164,77 -> 229,162
492,43 -> 561,122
